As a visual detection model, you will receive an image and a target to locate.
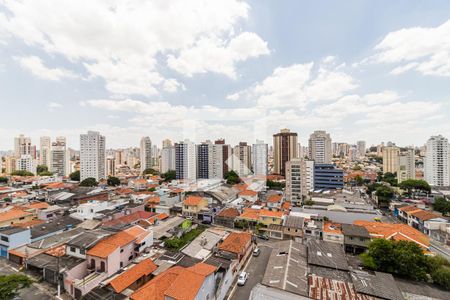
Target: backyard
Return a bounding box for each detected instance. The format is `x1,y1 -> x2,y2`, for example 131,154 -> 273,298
164,224 -> 207,250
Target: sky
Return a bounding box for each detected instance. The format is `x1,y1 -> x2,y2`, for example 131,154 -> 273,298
1,0 -> 450,150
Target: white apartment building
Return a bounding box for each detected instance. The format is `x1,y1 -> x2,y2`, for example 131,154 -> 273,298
252,140 -> 268,177
425,135 -> 449,187
285,158 -> 314,206
357,141 -> 366,157
309,130 -> 332,164
106,156 -> 116,176
175,139 -> 196,181
398,149 -> 415,183
140,136 -> 152,174
14,134 -> 33,158
40,136 -> 51,169
161,145 -> 175,173
80,131 -> 106,181
50,138 -> 68,176
232,142 -> 252,177
15,154 -> 36,174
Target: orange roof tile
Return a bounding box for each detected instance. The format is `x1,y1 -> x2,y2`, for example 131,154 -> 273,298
323,222 -> 342,234
239,190 -> 258,197
22,202 -> 50,210
234,183 -> 249,192
398,205 -> 421,212
110,259 -> 158,293
410,210 -> 440,221
238,208 -> 260,221
218,232 -> 252,255
267,194 -> 282,203
281,201 -> 291,210
216,208 -> 240,218
259,209 -> 283,218
12,219 -> 45,228
131,266 -> 185,300
45,245 -> 66,257
0,210 -> 34,223
354,220 -> 430,248
156,213 -> 168,220
187,263 -> 217,277
183,196 -> 206,206
103,211 -> 155,227
87,230 -> 136,258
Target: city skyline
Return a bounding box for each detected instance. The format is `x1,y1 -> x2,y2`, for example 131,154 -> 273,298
1,1 -> 450,149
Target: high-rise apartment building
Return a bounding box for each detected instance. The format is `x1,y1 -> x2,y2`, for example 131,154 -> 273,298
14,135 -> 33,158
214,139 -> 232,175
161,140 -> 176,174
252,140 -> 268,177
425,135 -> 449,187
398,149 -> 415,183
273,129 -> 298,176
232,142 -> 252,177
106,156 -> 116,177
175,140 -> 196,181
16,155 -> 35,174
140,137 -> 152,174
285,159 -> 314,206
50,137 -> 67,176
383,145 -> 400,174
196,141 -> 223,179
80,131 -> 106,181
5,156 -> 16,174
357,141 -> 366,157
308,130 -> 332,164
40,136 -> 51,169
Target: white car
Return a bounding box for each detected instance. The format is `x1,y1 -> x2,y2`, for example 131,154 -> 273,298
237,271 -> 248,286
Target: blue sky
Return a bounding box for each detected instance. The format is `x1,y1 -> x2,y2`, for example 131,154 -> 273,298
1,0 -> 450,150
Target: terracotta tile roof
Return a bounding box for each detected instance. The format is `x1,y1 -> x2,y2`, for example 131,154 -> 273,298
87,230 -> 136,258
124,225 -> 151,243
398,205 -> 421,212
103,211 -> 155,226
267,194 -> 282,203
12,219 -> 45,228
131,263 -> 216,300
281,201 -> 291,210
110,258 -> 158,293
117,188 -> 134,194
354,220 -> 430,248
156,213 -> 168,220
323,222 -> 343,234
410,210 -> 440,221
0,210 -> 34,223
170,188 -> 183,194
234,183 -> 249,192
43,182 -> 67,189
183,196 -> 206,206
22,202 -> 50,210
146,196 -> 160,204
239,190 -> 258,197
218,232 -> 252,255
45,245 -> 66,257
133,179 -> 148,185
238,208 -> 260,221
259,209 -> 283,218
216,207 -> 240,218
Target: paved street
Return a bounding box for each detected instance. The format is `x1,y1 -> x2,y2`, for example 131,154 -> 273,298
430,240 -> 450,260
229,245 -> 271,300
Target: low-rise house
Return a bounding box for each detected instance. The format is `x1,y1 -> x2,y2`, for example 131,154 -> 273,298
108,258 -> 158,295
217,232 -> 253,270
236,208 -> 260,228
409,210 -> 442,234
182,196 -> 208,219
214,207 -> 240,228
397,205 -> 421,224
354,220 -> 430,250
0,208 -> 35,227
102,211 -> 155,228
266,194 -> 283,210
0,227 -> 31,258
239,190 -> 258,202
303,218 -> 323,239
322,222 -> 344,244
130,263 -> 217,300
283,215 -> 304,241
341,224 -> 370,254
428,222 -> 450,245
30,216 -> 82,242
258,209 -> 283,227
65,230 -> 112,259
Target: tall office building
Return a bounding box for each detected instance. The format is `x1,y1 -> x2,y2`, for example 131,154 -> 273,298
106,156 -> 116,177
273,129 -> 298,176
80,131 -> 106,181
308,130 -> 332,164
161,140 -> 176,174
50,137 -> 67,176
40,136 -> 51,169
215,139 -> 232,175
357,141 -> 366,157
285,159 -> 314,206
232,142 -> 252,177
14,134 -> 32,158
383,144 -> 400,174
140,137 -> 152,174
196,141 -> 223,179
252,140 -> 268,177
175,139 -> 196,181
398,149 -> 415,183
424,135 -> 449,186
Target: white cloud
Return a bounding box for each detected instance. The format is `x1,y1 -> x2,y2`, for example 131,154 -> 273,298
15,55 -> 77,80
167,32 -> 269,78
1,0 -> 266,96
227,60 -> 357,108
48,102 -> 63,109
373,20 -> 450,76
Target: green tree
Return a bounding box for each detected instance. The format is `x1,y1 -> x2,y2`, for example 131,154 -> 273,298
79,177 -> 98,187
266,180 -> 285,190
433,198 -> 450,216
431,266 -> 450,290
10,170 -> 34,176
355,175 -> 364,186
161,170 -> 176,182
375,185 -> 395,206
399,179 -> 431,196
143,168 -> 159,175
69,170 -> 80,181
107,176 -> 120,186
0,274 -> 33,300
381,172 -> 397,186
36,165 -> 51,176
224,170 -> 241,185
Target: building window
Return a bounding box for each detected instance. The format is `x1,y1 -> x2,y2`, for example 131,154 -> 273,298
0,236 -> 9,242
129,255 -> 133,261
70,247 -> 76,252
80,249 -> 85,255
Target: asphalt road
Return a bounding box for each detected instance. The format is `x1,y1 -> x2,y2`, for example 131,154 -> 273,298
430,240 -> 450,260
230,245 -> 271,300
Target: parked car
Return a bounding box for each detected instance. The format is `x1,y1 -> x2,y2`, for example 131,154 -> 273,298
237,271 -> 248,286
253,247 -> 261,257
256,234 -> 269,240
